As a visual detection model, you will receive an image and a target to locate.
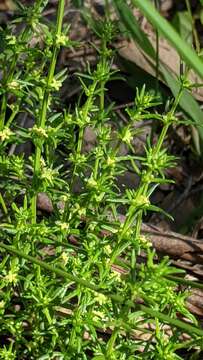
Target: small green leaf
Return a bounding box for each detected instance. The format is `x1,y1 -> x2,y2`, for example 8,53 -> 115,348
148,204 -> 174,220
101,224 -> 118,233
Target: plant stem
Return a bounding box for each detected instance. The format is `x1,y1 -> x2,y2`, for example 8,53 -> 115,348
154,0 -> 159,95
1,241 -> 203,337
0,55 -> 18,130
106,327 -> 120,356
5,232 -> 202,290
0,95 -> 7,131
31,0 -> 65,224
6,106 -> 20,128
0,193 -> 11,223
139,304 -> 203,337
185,0 -> 200,53
119,82 -> 185,271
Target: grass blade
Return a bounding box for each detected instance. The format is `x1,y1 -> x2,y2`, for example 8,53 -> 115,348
131,0 -> 203,79
114,0 -> 203,142
114,0 -> 155,59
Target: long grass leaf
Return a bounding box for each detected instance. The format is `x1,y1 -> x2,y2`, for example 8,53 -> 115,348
114,0 -> 203,142
131,0 -> 203,79
114,0 -> 155,59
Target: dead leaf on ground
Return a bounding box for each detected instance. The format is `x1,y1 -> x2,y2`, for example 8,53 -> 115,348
0,0 -> 16,10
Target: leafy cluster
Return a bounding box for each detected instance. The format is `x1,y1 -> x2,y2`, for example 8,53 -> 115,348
0,0 -> 202,359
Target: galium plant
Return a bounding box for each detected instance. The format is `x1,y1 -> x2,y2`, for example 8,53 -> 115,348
0,0 -> 203,358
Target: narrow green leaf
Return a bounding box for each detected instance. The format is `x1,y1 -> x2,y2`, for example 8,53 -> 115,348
114,0 -> 203,142
139,304 -> 203,337
172,11 -> 192,43
131,0 -> 203,79
148,204 -> 174,221
101,224 -> 118,233
114,0 -> 155,59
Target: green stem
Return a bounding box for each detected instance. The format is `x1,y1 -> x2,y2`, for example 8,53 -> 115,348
0,95 -> 7,131
0,242 -> 100,292
139,304 -> 203,337
165,275 -> 203,290
69,126 -> 84,193
1,242 -> 203,337
31,0 -> 65,223
0,55 -> 18,130
66,82 -> 98,202
10,234 -> 202,291
106,327 -> 120,356
185,0 -> 200,53
0,193 -> 11,223
6,106 -> 20,128
100,82 -> 105,111
115,257 -> 203,290
154,123 -> 169,154
120,83 -> 184,270
174,337 -> 203,351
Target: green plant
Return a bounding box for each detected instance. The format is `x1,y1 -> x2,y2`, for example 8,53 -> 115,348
0,1 -> 203,359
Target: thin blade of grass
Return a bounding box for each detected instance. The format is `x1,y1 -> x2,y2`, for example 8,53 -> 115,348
131,0 -> 203,79
113,0 -> 155,59
114,0 -> 203,142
